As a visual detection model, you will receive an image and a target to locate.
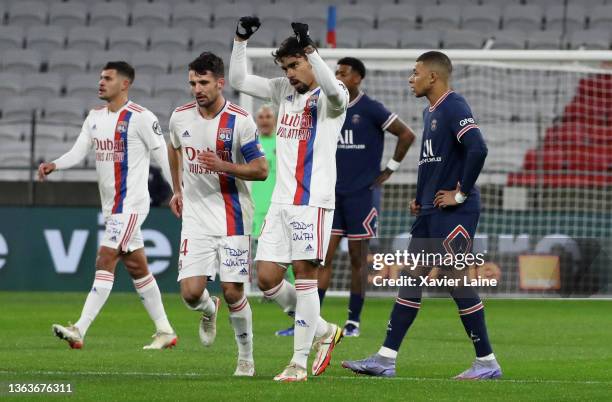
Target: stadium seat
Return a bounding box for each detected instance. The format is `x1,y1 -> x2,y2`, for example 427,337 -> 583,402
67,26 -> 107,52
0,141 -> 31,168
192,27 -> 233,55
461,5 -> 501,32
47,50 -> 89,77
145,98 -> 175,131
131,51 -> 170,76
296,4 -> 329,36
131,2 -> 171,30
567,29 -> 610,50
169,52 -> 195,75
246,27 -> 276,48
257,4 -> 295,33
545,4 -> 586,33
361,29 -> 400,48
149,27 -> 190,53
64,73 -> 97,99
22,73 -> 63,98
25,26 -> 66,56
89,2 -> 129,28
0,26 -> 25,52
34,139 -> 71,166
333,27 -> 360,48
337,4 -> 376,31
128,74 -> 154,103
43,97 -> 87,126
527,30 -> 563,49
213,3 -> 254,29
1,49 -> 42,74
172,3 -> 212,30
0,96 -> 42,124
421,5 -> 462,30
400,30 -> 442,49
153,74 -> 191,104
588,5 -> 612,31
442,30 -> 485,49
48,2 -> 88,29
377,5 -> 417,31
502,5 -> 543,32
490,29 -> 527,49
7,1 -> 48,27
0,72 -> 23,99
89,51 -> 132,73
108,27 -> 149,53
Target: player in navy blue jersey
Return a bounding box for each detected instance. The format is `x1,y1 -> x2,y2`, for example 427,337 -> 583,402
342,51 -> 502,379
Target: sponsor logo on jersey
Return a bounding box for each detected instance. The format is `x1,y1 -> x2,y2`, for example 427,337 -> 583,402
459,117 -> 475,127
182,130 -> 190,137
419,138 -> 442,165
239,267 -> 248,275
431,119 -> 437,131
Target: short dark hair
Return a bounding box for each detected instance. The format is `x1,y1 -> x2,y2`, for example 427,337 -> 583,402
188,52 -> 225,78
337,57 -> 366,79
272,37 -> 311,64
103,61 -> 135,83
416,51 -> 453,76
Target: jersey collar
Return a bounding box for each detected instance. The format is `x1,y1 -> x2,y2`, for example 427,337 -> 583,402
348,91 -> 364,108
428,90 -> 454,112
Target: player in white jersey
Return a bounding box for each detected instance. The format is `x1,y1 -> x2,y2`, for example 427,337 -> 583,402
38,61 -> 177,350
230,18 -> 349,381
167,52 -> 268,377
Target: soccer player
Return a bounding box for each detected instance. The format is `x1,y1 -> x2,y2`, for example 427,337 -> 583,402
167,52 -> 268,377
319,57 -> 415,337
342,51 -> 502,379
230,18 -> 348,381
39,61 -> 177,350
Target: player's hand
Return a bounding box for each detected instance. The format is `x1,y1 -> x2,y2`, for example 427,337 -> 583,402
197,151 -> 227,173
169,192 -> 183,218
434,182 -> 462,209
371,168 -> 393,189
37,162 -> 56,181
236,16 -> 261,40
410,199 -> 421,216
291,22 -> 315,49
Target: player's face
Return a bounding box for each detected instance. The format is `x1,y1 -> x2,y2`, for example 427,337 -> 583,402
409,61 -> 432,98
98,69 -> 128,101
256,108 -> 275,136
189,70 -> 224,108
335,64 -> 361,92
279,56 -> 313,94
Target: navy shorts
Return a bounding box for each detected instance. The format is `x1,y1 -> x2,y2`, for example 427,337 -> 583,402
408,210 -> 479,256
332,188 -> 379,239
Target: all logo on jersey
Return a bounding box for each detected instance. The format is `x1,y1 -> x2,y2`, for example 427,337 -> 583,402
431,119 -> 437,131
182,130 -> 190,138
351,114 -> 361,124
339,129 -> 354,144
218,127 -> 233,141
422,139 -> 435,158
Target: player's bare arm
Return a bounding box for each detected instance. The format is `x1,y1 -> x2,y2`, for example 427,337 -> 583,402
167,143 -> 183,218
410,199 -> 421,216
372,118 -> 416,188
197,151 -> 268,181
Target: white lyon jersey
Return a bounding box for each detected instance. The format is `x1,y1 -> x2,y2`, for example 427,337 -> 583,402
170,100 -> 264,237
78,101 -> 164,216
268,78 -> 348,209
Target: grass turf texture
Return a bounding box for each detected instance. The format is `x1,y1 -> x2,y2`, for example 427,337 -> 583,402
0,292 -> 611,401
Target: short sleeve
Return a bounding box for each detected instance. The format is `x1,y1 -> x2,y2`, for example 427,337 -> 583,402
447,100 -> 480,143
238,115 -> 265,163
169,112 -> 181,149
138,110 -> 165,150
370,99 -> 397,131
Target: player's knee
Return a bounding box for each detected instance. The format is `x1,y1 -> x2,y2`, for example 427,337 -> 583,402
222,285 -> 243,305
181,290 -> 201,307
96,248 -> 118,269
257,275 -> 278,292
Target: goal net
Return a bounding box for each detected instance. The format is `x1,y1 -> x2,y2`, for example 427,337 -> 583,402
243,49 -> 612,298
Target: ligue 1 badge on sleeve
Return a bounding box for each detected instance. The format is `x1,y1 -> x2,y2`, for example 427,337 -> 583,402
152,121 -> 163,136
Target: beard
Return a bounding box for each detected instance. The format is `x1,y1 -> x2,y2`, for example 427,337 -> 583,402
295,83 -> 310,94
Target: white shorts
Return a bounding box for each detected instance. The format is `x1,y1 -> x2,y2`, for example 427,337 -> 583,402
177,233 -> 251,283
100,213 -> 146,253
255,203 -> 334,264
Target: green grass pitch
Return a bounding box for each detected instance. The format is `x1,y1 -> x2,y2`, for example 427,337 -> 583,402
0,292 -> 611,401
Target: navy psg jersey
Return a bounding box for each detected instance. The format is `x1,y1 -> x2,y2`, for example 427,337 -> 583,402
336,92 -> 397,194
416,90 -> 484,215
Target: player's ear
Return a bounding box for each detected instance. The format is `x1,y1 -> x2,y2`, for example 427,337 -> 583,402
217,77 -> 225,91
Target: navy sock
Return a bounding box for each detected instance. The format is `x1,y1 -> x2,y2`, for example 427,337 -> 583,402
317,288 -> 327,307
452,289 -> 494,357
382,297 -> 421,352
347,292 -> 365,323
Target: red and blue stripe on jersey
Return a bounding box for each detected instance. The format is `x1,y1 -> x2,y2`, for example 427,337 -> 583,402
293,89 -> 320,205
216,112 -> 244,236
112,109 -> 133,213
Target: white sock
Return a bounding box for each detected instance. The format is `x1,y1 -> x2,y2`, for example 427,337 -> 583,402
75,270 -> 114,337
228,295 -> 253,362
477,353 -> 496,362
133,273 -> 173,334
377,346 -> 398,359
291,279 -> 319,368
263,279 -> 296,317
184,288 -> 216,316
315,317 -> 330,338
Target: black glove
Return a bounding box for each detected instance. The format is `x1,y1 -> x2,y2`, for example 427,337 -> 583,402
291,22 -> 315,48
236,16 -> 261,40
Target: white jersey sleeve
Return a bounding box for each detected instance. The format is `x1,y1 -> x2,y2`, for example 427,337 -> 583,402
53,113 -> 93,170
136,109 -> 165,150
